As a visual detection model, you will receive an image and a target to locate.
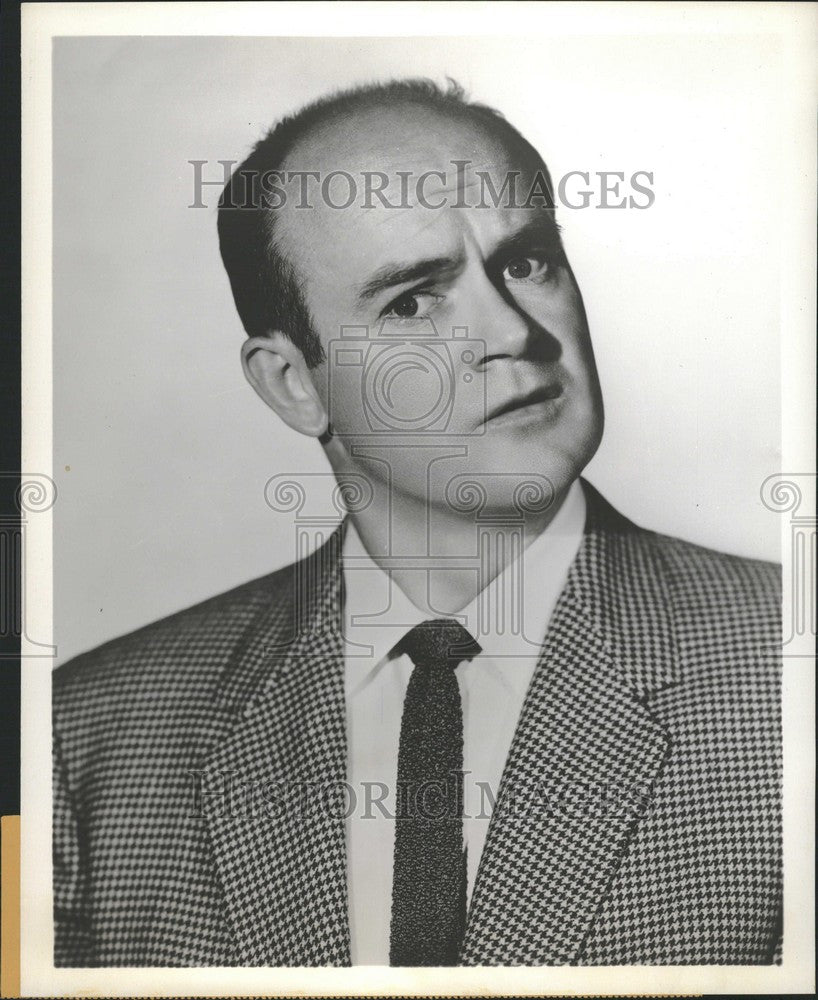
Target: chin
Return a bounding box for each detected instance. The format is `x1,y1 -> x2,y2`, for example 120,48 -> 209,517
419,436 -> 592,525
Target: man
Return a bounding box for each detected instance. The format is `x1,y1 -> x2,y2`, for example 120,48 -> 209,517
53,79 -> 781,967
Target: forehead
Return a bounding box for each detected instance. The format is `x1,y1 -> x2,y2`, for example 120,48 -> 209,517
273,106 -> 550,312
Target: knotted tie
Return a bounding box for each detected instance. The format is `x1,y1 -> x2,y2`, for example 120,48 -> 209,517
389,618 -> 482,967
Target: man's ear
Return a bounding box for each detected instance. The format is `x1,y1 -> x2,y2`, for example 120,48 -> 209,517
241,333 -> 328,438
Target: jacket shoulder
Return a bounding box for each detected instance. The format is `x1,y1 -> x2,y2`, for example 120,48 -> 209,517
53,560 -> 297,718
649,528 -> 781,613
640,526 -> 781,679
582,481 -> 781,668
584,480 -> 781,613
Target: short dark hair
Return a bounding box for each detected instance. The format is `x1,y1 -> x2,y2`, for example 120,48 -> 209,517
217,77 -> 551,368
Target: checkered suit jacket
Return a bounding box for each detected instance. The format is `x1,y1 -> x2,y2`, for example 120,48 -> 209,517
53,480 -> 782,966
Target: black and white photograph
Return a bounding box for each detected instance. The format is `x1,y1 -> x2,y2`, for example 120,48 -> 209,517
18,2 -> 815,995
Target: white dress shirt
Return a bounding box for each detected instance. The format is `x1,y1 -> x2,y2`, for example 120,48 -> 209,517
342,479 -> 586,964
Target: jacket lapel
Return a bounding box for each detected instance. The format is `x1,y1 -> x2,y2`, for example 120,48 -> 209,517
198,484 -> 677,966
201,525 -> 351,966
461,482 -> 676,965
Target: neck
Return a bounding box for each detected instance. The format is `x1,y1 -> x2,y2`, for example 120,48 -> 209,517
324,438 -> 571,614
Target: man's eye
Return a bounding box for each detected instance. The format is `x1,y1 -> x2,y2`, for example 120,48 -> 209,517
383,291 -> 440,320
503,255 -> 551,282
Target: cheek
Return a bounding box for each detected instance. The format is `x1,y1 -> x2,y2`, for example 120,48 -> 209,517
325,367 -> 362,434
516,274 -> 587,339
553,284 -> 595,362
555,279 -> 587,333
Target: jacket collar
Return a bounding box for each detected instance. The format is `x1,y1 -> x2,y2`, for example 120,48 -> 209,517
204,480 -> 678,966
569,479 -> 679,698
202,522 -> 352,966
460,480 -> 676,964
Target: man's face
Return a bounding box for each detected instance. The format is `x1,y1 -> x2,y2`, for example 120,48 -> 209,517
277,106 -> 604,517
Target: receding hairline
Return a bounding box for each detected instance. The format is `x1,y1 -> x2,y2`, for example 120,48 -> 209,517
217,78 -> 555,365
277,95 -> 548,177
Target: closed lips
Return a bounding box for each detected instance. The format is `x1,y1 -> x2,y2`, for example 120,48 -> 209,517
484,384 -> 562,423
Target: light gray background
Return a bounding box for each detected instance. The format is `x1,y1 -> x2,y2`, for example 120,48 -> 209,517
53,34 -> 783,665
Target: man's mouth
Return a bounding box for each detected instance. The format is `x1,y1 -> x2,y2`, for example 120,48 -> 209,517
483,384 -> 563,425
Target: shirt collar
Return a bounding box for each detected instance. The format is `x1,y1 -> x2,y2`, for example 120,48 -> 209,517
342,478 -> 586,674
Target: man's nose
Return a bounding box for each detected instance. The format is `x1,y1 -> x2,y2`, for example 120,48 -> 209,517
466,273 -> 560,368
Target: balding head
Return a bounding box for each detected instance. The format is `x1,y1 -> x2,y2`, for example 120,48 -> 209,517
225,78 -> 602,518
218,78 -> 554,367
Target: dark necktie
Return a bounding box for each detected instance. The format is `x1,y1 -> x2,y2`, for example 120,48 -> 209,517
389,618 -> 482,967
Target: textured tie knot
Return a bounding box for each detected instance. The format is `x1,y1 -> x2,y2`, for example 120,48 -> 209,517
398,618 -> 482,670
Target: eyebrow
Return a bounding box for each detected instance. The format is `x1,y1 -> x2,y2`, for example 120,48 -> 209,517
357,255 -> 459,303
486,217 -> 563,269
355,216 -> 562,305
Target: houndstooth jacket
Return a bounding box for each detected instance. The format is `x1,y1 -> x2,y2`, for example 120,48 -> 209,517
53,480 -> 782,967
